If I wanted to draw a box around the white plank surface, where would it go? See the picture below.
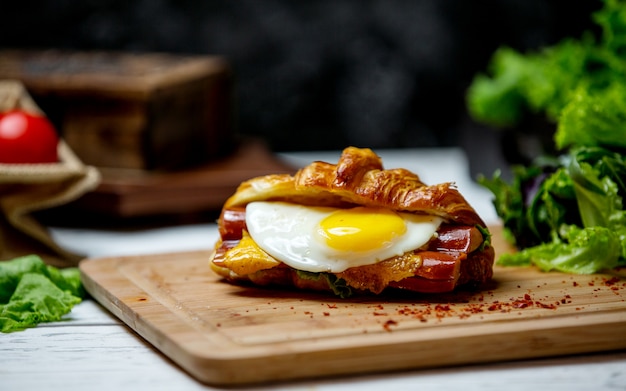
[2,148,625,390]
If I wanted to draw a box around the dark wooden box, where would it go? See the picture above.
[0,50,235,170]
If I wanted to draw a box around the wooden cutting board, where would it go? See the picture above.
[79,227,626,386]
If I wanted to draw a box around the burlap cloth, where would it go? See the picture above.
[0,80,101,267]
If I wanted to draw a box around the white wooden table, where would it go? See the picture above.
[2,149,625,390]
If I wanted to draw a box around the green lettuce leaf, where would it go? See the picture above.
[0,255,85,333]
[295,270,353,298]
[481,147,626,273]
[472,0,626,274]
[325,274,353,299]
[468,0,626,135]
[466,47,535,127]
[499,225,621,274]
[466,39,594,128]
[556,85,626,150]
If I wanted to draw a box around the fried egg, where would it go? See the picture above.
[245,201,443,273]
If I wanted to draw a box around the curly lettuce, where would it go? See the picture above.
[557,84,626,150]
[0,255,85,333]
[471,0,626,274]
[499,225,621,274]
[479,147,626,273]
[466,40,593,128]
[467,0,626,132]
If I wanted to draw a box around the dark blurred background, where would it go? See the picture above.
[0,0,602,177]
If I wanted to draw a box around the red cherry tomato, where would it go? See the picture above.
[0,110,59,163]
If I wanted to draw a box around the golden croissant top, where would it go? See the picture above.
[224,147,485,227]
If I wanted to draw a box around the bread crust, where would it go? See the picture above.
[224,147,485,226]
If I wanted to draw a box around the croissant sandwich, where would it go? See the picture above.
[210,147,495,297]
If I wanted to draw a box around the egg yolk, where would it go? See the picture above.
[316,207,407,252]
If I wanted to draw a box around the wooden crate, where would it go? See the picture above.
[0,50,235,170]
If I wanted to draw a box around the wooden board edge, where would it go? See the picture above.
[182,313,626,386]
[79,256,239,383]
[79,253,626,386]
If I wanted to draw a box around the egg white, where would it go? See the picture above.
[245,201,443,273]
